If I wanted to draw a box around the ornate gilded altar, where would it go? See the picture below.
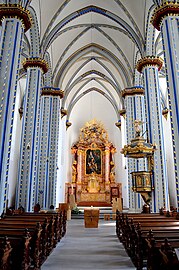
[65,119,122,206]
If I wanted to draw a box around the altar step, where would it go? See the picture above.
[71,206,129,219]
[77,201,111,207]
[72,206,113,219]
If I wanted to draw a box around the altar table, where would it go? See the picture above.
[84,208,99,228]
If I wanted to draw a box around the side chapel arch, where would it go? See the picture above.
[65,119,122,206]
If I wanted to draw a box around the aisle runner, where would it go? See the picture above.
[41,219,135,270]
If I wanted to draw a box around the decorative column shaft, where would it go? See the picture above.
[77,149,83,184]
[152,2,179,208]
[122,87,146,210]
[104,146,110,183]
[16,58,48,211]
[137,56,169,212]
[37,87,63,209]
[76,148,83,202]
[0,4,31,214]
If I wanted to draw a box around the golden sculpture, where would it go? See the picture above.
[110,160,115,182]
[137,176,142,186]
[110,172,115,183]
[79,119,109,144]
[72,160,77,183]
[134,119,144,136]
[87,173,100,193]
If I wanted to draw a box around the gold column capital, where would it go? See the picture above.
[66,121,72,130]
[162,107,169,120]
[136,56,163,73]
[104,149,110,155]
[115,121,121,129]
[0,4,32,32]
[22,57,49,74]
[77,149,84,155]
[41,87,64,98]
[151,2,179,31]
[61,108,67,118]
[121,87,144,98]
[119,109,126,118]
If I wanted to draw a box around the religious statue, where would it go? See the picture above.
[110,171,115,182]
[87,173,100,193]
[72,160,77,183]
[134,119,143,136]
[110,161,115,182]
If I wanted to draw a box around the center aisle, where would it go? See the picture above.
[41,219,135,270]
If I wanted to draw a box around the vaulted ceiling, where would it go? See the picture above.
[23,0,162,122]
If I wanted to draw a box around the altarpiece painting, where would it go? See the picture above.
[65,119,122,206]
[86,149,101,175]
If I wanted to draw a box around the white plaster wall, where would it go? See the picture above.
[162,115,177,207]
[8,79,25,207]
[56,117,67,206]
[159,77,176,208]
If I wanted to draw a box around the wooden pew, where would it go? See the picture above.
[0,225,41,270]
[131,220,179,269]
[116,212,179,270]
[1,214,57,255]
[134,225,179,270]
[0,210,67,269]
[0,218,49,263]
[137,223,179,269]
[116,211,170,240]
[62,210,67,237]
[116,211,177,247]
[146,237,179,270]
[118,215,178,253]
[6,210,66,243]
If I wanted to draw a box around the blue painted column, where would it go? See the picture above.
[137,56,170,212]
[16,58,48,212]
[37,87,63,209]
[152,2,179,209]
[0,4,31,214]
[122,87,147,211]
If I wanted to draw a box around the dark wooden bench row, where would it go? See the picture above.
[116,211,179,270]
[0,210,67,270]
[146,236,179,270]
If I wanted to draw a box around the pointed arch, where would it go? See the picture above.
[66,87,120,121]
[54,43,131,88]
[52,24,133,81]
[28,6,40,57]
[41,5,143,55]
[62,69,121,107]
